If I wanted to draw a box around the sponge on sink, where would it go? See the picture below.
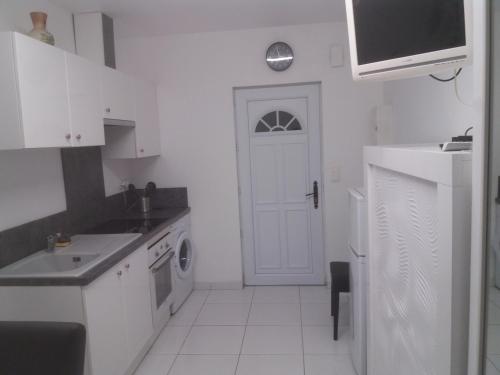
[55,234,72,247]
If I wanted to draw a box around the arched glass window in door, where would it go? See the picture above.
[255,111,302,133]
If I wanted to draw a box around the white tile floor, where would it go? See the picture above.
[134,286,355,375]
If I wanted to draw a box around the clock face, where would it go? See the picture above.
[266,42,294,72]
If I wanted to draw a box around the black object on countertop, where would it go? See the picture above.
[86,217,167,235]
[144,181,157,198]
[0,321,86,375]
[330,262,350,341]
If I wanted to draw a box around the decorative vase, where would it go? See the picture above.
[28,12,55,46]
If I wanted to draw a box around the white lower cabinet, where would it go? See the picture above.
[83,245,153,375]
[121,247,154,360]
[84,261,128,375]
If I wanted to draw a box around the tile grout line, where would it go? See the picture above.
[233,286,256,375]
[490,354,500,372]
[166,290,210,375]
[299,287,306,375]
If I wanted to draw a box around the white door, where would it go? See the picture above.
[235,84,325,285]
[65,53,105,147]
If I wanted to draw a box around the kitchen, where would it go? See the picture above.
[0,1,493,375]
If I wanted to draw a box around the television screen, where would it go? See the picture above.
[353,0,466,66]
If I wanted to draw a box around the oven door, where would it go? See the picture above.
[150,250,174,330]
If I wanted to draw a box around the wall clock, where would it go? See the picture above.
[266,42,294,72]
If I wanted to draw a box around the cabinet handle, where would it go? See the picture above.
[105,107,111,113]
[125,264,130,270]
[76,134,82,140]
[65,134,71,140]
[140,149,144,153]
[117,270,122,277]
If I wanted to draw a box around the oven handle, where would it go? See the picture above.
[150,249,174,274]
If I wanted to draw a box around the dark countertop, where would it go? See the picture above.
[0,207,190,287]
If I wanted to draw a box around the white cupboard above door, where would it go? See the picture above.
[102,66,136,122]
[0,32,72,149]
[65,53,105,147]
[135,79,161,157]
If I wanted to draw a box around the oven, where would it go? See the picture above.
[148,229,175,330]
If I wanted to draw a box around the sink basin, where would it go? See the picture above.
[0,233,141,278]
[5,253,100,275]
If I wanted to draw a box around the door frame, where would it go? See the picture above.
[234,82,326,285]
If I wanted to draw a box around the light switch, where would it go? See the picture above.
[330,164,341,183]
[330,44,344,68]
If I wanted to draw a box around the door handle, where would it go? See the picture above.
[306,181,319,209]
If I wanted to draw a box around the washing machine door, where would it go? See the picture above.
[174,231,193,279]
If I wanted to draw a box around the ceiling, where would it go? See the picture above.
[50,0,346,38]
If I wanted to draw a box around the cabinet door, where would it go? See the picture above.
[65,53,105,147]
[83,264,128,375]
[14,33,71,148]
[122,245,154,360]
[135,79,161,158]
[102,67,135,121]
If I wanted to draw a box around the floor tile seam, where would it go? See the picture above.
[170,292,210,373]
[234,286,256,375]
[490,356,500,372]
[299,287,306,375]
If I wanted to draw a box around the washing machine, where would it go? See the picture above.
[348,188,367,375]
[171,214,194,313]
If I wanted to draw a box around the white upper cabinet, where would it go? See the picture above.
[102,78,161,159]
[65,53,105,147]
[135,79,161,157]
[102,66,136,121]
[0,32,107,150]
[0,32,161,152]
[1,32,72,149]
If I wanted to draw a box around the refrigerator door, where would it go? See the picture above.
[349,246,367,375]
[348,188,367,257]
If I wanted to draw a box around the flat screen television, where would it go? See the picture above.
[345,0,472,81]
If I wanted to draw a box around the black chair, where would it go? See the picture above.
[0,321,86,375]
[330,262,350,341]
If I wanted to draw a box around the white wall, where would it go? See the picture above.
[0,0,75,53]
[0,0,75,231]
[383,66,476,144]
[116,22,383,287]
